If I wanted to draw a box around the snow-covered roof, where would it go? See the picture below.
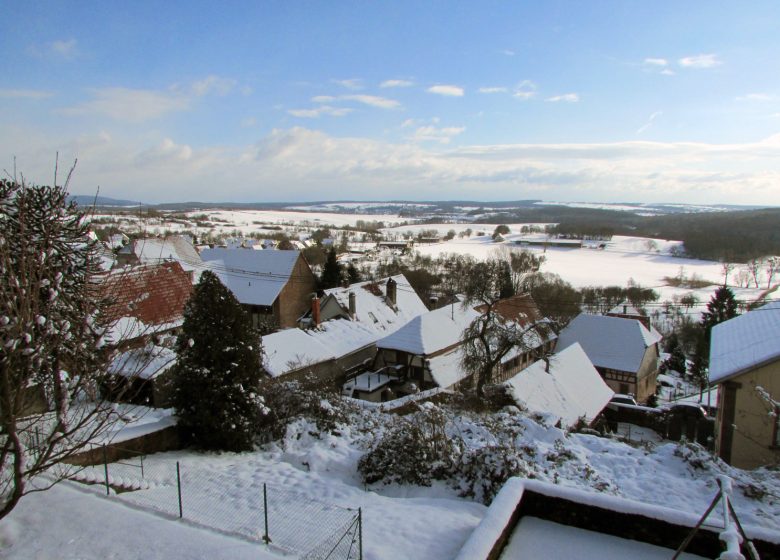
[503,343,613,427]
[607,302,643,316]
[377,303,481,356]
[99,262,192,343]
[556,314,659,374]
[427,347,469,388]
[709,301,780,384]
[200,247,301,306]
[321,274,428,331]
[262,320,380,377]
[264,275,429,378]
[108,344,177,380]
[130,236,202,273]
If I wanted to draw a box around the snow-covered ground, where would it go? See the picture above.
[4,406,779,560]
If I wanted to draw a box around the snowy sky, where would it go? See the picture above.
[3,1,780,205]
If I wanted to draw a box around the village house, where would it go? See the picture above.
[99,261,193,407]
[606,301,653,330]
[555,313,661,403]
[262,275,428,382]
[709,301,780,469]
[200,247,317,330]
[503,342,613,428]
[116,235,202,281]
[351,294,554,402]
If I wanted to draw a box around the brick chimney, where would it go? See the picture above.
[348,291,356,319]
[312,296,321,327]
[386,277,397,306]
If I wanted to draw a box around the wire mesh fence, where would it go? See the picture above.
[68,446,362,559]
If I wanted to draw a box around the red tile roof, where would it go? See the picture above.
[100,262,192,329]
[480,293,543,327]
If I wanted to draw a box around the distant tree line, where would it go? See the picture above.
[476,205,780,262]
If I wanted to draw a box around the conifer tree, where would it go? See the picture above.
[320,247,342,289]
[692,286,739,390]
[171,271,266,451]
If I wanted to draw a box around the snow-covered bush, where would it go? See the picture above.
[358,404,460,486]
[457,443,530,503]
[259,373,355,439]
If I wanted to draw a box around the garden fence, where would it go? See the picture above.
[69,446,362,560]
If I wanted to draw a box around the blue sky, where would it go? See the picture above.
[2,1,780,204]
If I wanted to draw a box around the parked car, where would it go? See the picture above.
[660,402,708,420]
[609,394,638,406]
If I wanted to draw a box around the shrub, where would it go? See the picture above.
[358,404,459,486]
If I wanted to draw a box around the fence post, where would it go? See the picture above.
[103,445,110,496]
[176,462,183,518]
[263,483,270,544]
[140,455,144,479]
[358,507,363,560]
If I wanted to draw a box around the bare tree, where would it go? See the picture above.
[747,257,764,289]
[720,261,735,287]
[460,256,550,396]
[766,257,779,290]
[0,174,127,519]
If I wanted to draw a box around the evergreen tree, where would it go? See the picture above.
[320,247,342,289]
[701,286,739,331]
[692,286,739,389]
[661,333,687,375]
[346,262,361,285]
[171,271,266,451]
[498,260,514,299]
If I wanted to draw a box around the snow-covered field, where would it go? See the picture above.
[3,407,779,560]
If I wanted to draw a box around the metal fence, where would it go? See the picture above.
[69,447,362,559]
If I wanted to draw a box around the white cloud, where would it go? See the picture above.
[736,93,775,102]
[546,93,579,103]
[380,79,414,88]
[28,38,79,60]
[636,111,662,135]
[644,58,668,67]
[0,89,53,99]
[287,106,353,118]
[310,94,400,109]
[500,49,515,56]
[7,125,780,206]
[513,80,537,100]
[59,87,190,122]
[412,125,466,144]
[678,54,722,68]
[332,78,363,90]
[343,95,400,109]
[135,138,193,166]
[660,69,675,76]
[59,76,240,122]
[427,85,464,97]
[189,75,237,97]
[478,87,507,94]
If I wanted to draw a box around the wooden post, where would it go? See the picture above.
[263,483,270,544]
[176,462,183,518]
[358,507,363,560]
[103,445,110,496]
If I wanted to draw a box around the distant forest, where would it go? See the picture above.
[477,206,780,263]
